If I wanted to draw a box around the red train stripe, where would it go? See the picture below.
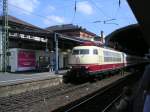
[71,63,124,72]
[87,63,124,72]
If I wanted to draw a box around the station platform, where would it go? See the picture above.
[0,70,67,97]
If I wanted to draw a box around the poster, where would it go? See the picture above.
[18,50,36,68]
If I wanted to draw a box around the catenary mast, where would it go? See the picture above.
[2,0,8,72]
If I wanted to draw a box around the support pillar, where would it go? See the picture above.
[0,26,2,71]
[54,33,59,74]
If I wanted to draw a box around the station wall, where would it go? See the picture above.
[8,48,70,72]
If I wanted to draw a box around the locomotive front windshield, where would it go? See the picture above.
[72,49,89,55]
[72,49,80,55]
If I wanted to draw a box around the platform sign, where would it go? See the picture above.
[18,50,36,68]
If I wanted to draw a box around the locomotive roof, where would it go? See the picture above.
[73,45,123,54]
[73,45,99,49]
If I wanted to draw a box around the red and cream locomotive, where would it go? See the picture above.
[63,42,147,82]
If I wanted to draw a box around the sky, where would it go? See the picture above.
[1,0,137,36]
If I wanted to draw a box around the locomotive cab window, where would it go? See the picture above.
[80,49,89,55]
[72,49,79,55]
[72,49,89,55]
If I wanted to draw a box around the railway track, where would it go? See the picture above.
[0,82,90,112]
[0,71,142,112]
[101,76,140,112]
[54,71,141,112]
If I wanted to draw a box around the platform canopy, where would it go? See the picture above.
[0,15,88,50]
[105,24,149,56]
[0,15,53,37]
[127,0,150,48]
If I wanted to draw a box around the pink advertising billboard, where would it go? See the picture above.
[18,50,36,68]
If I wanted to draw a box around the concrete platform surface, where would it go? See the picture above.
[0,70,67,97]
[0,70,67,86]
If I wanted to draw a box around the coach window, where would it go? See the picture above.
[93,49,98,55]
[118,54,121,62]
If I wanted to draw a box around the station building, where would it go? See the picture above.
[47,24,105,45]
[0,15,101,72]
[46,24,96,40]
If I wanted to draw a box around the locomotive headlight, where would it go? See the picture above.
[85,66,89,69]
[69,66,72,69]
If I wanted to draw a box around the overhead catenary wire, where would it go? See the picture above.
[93,18,119,26]
[8,1,117,25]
[85,0,119,26]
[93,19,116,23]
[70,0,77,24]
[8,0,133,33]
[87,0,110,19]
[9,3,75,26]
[112,0,123,19]
[118,0,121,8]
[92,0,132,26]
[8,3,47,20]
[8,3,68,27]
[113,0,132,25]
